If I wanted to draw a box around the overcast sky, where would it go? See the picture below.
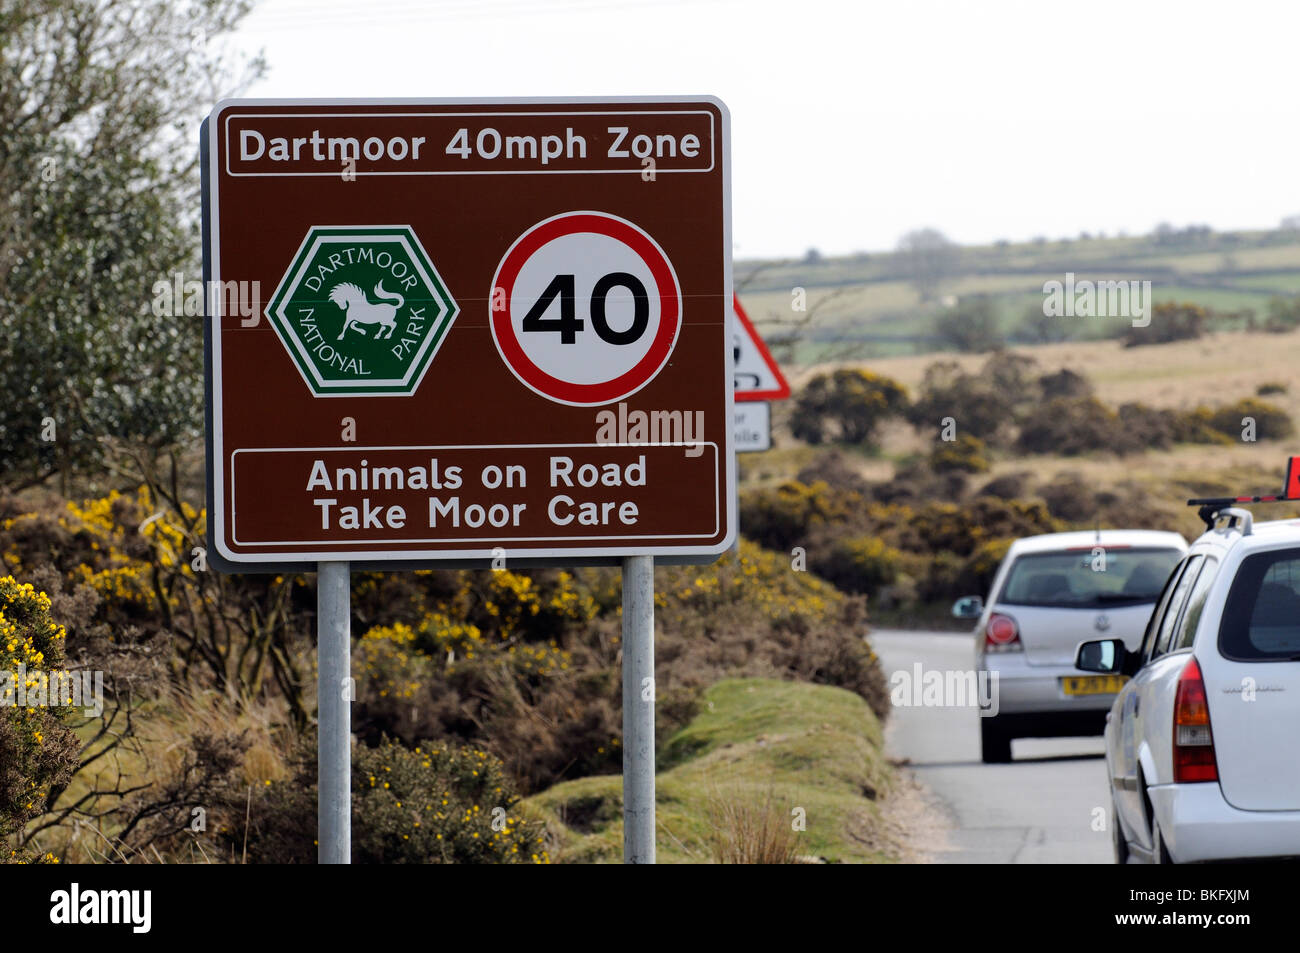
[229,0,1300,260]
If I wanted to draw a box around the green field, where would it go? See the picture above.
[738,228,1300,365]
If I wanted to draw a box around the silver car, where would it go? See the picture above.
[953,530,1187,763]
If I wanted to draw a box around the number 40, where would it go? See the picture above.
[521,272,649,345]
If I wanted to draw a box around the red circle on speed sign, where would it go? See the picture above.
[490,211,682,406]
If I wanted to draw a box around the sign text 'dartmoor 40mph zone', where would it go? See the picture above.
[202,98,733,569]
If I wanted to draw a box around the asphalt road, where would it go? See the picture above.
[870,629,1115,863]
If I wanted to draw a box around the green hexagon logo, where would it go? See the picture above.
[266,225,458,396]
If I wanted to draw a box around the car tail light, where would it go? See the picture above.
[984,613,1021,653]
[1173,656,1218,783]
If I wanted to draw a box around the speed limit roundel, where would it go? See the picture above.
[490,210,682,406]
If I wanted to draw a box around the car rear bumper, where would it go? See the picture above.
[979,651,1118,716]
[1149,782,1300,862]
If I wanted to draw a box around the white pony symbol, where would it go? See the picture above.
[328,281,404,340]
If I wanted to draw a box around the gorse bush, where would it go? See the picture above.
[739,480,861,553]
[0,577,78,851]
[1208,398,1294,441]
[1038,368,1093,400]
[741,480,1063,605]
[976,471,1031,500]
[236,740,549,864]
[790,368,910,447]
[809,535,904,597]
[1008,393,1289,456]
[1016,396,1123,456]
[907,359,1017,444]
[795,450,870,493]
[929,434,990,473]
[1122,302,1208,347]
[655,544,888,724]
[1170,407,1235,446]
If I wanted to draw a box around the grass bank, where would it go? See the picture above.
[523,677,899,863]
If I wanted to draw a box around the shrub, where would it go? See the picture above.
[1116,402,1176,451]
[907,358,1021,446]
[795,450,870,493]
[1207,398,1294,442]
[1122,302,1207,347]
[916,550,966,602]
[655,543,888,724]
[1038,368,1094,400]
[1169,407,1234,445]
[903,498,1059,558]
[739,480,862,553]
[1038,474,1098,522]
[809,535,903,596]
[929,434,990,473]
[964,538,1015,596]
[1257,381,1288,396]
[976,472,1031,500]
[237,739,550,864]
[0,577,79,850]
[1016,396,1124,455]
[790,368,910,447]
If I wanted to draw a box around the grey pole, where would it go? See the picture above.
[621,554,656,864]
[317,560,351,864]
[729,449,740,556]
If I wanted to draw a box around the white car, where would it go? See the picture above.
[1076,503,1300,862]
[953,530,1187,763]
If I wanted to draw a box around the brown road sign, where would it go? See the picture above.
[201,98,733,569]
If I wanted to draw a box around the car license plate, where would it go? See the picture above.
[1061,675,1127,695]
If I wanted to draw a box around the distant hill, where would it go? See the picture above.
[736,227,1300,366]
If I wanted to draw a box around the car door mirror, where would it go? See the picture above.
[951,595,984,619]
[1075,638,1126,674]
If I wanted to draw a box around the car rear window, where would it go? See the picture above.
[1219,548,1300,661]
[996,547,1182,609]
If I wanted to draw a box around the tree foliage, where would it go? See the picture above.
[0,0,262,490]
[896,228,957,302]
[933,297,1004,353]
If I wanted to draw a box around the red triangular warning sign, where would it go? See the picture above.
[732,296,790,402]
[1285,456,1300,500]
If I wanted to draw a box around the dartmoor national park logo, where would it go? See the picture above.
[266,225,459,396]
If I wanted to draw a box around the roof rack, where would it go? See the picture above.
[1186,457,1300,532]
[1186,496,1282,534]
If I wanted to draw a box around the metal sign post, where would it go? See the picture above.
[316,560,351,864]
[621,554,656,863]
